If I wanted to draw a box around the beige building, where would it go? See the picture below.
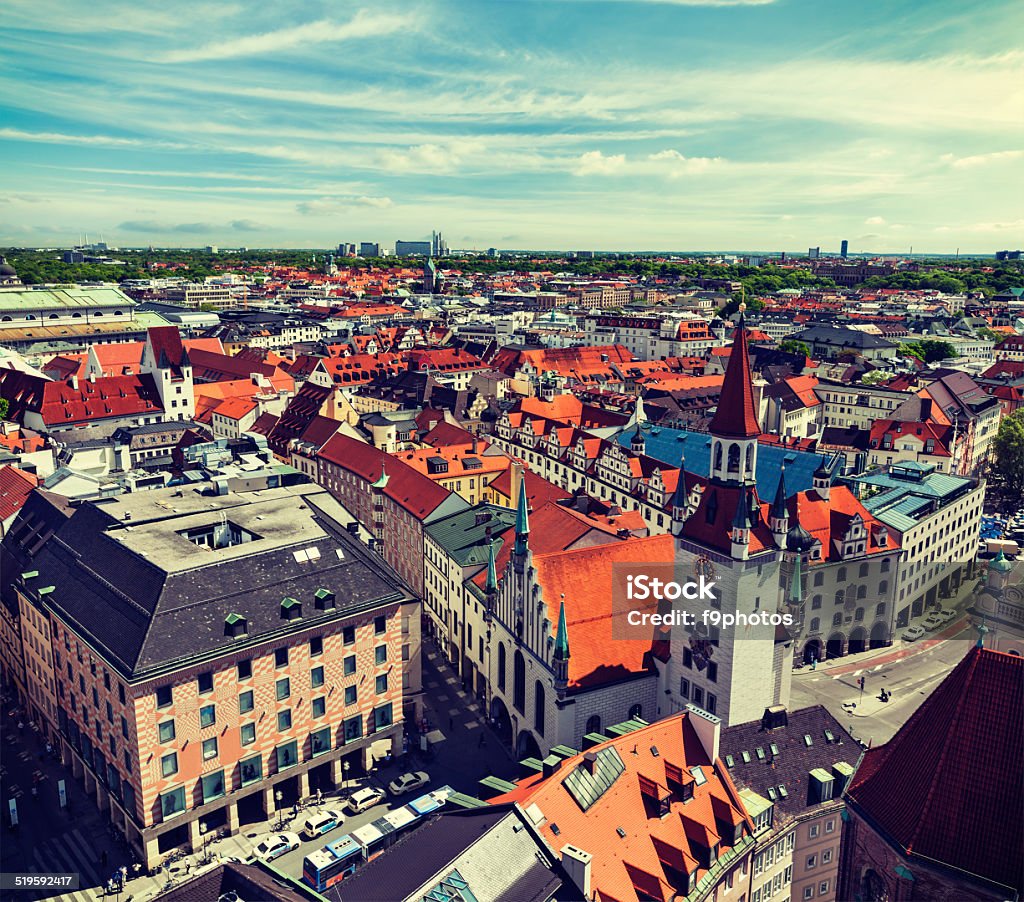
[722,706,860,902]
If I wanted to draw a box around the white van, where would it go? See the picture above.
[301,809,344,841]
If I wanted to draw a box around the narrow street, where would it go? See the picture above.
[791,620,976,747]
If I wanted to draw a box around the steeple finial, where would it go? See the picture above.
[485,540,498,593]
[554,596,570,661]
[771,464,789,520]
[371,455,389,489]
[975,615,989,648]
[514,472,530,556]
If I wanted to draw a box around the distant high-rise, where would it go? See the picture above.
[359,242,381,257]
[808,247,820,260]
[395,240,431,257]
[338,243,357,256]
[431,231,449,257]
[840,239,849,258]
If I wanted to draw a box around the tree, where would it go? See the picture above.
[0,397,8,420]
[991,410,1024,499]
[900,339,957,363]
[779,339,810,357]
[860,370,890,385]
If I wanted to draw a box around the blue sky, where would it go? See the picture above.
[2,0,1022,252]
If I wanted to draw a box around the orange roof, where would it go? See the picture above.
[212,396,259,420]
[490,713,753,902]
[394,446,510,482]
[533,534,674,689]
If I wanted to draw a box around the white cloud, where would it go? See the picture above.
[0,128,184,149]
[864,216,886,225]
[574,150,626,175]
[162,10,411,63]
[296,196,394,215]
[940,149,1024,168]
[648,149,724,175]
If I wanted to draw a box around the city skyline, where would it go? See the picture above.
[2,0,1023,251]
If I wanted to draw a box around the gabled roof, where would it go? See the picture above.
[318,433,455,520]
[490,713,754,902]
[846,647,1023,896]
[0,466,38,523]
[40,374,163,426]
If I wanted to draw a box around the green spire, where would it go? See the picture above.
[990,550,1012,573]
[975,615,989,648]
[788,551,803,604]
[371,456,389,489]
[514,472,530,555]
[554,597,570,661]
[485,540,498,593]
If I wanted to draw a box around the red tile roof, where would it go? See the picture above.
[708,323,760,438]
[0,465,38,523]
[489,713,754,902]
[318,432,453,520]
[846,647,1023,896]
[40,374,163,426]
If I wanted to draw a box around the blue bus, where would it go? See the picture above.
[302,834,361,893]
[302,786,453,892]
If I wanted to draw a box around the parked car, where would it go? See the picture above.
[301,810,345,841]
[253,832,300,861]
[937,608,957,623]
[923,611,944,628]
[345,787,386,814]
[902,625,926,641]
[388,771,430,797]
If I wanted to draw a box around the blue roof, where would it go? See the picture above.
[619,427,827,499]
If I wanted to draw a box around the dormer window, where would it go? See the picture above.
[224,613,247,638]
[314,588,335,610]
[281,596,302,621]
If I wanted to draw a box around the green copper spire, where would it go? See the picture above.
[975,615,989,648]
[371,456,389,489]
[514,472,530,556]
[485,540,498,593]
[788,551,803,604]
[554,596,570,661]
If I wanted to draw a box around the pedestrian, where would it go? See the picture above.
[316,788,322,805]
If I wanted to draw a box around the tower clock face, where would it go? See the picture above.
[694,554,717,583]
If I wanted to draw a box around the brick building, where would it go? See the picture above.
[9,484,414,868]
[838,643,1023,902]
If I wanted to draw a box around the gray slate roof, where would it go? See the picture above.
[28,485,408,679]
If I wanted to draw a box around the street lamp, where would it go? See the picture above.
[274,790,283,830]
[199,820,208,864]
[343,761,351,793]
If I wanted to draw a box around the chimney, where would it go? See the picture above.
[686,704,721,763]
[510,460,524,507]
[70,375,79,390]
[761,705,788,731]
[88,372,96,383]
[542,755,562,778]
[581,750,599,775]
[561,845,592,900]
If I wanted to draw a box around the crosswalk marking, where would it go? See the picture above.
[27,826,108,902]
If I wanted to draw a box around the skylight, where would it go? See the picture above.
[741,751,751,763]
[755,747,766,760]
[690,766,707,786]
[563,747,626,812]
[804,734,813,747]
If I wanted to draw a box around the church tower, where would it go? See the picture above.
[707,317,760,486]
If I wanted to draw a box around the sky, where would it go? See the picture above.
[1,0,1022,253]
